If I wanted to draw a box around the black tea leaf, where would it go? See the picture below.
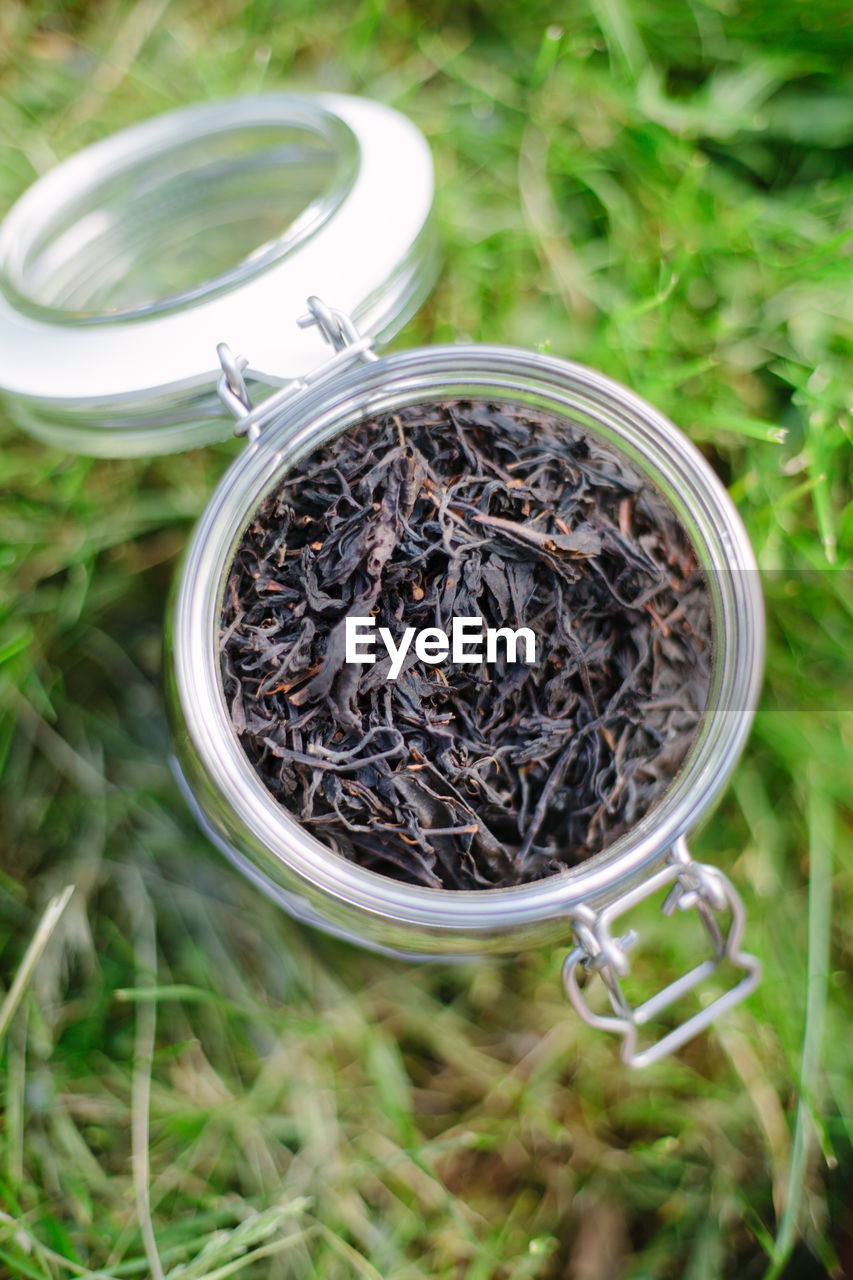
[220,400,712,890]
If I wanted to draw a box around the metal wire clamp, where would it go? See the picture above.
[562,837,761,1069]
[216,297,379,444]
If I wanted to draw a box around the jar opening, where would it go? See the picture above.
[217,394,714,893]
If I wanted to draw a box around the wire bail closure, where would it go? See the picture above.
[216,296,378,444]
[562,837,761,1069]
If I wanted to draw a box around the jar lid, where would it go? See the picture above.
[0,94,436,456]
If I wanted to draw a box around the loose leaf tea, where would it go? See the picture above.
[220,401,712,890]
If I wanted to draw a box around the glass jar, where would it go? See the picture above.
[0,93,764,1068]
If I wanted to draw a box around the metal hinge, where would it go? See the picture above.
[562,838,761,1069]
[216,297,378,444]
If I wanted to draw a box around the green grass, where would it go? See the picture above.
[1,1,852,1276]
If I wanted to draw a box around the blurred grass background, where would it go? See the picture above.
[1,0,852,1276]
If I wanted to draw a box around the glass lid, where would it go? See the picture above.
[0,93,437,456]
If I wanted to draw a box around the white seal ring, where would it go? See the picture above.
[0,94,435,455]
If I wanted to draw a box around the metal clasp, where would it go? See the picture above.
[216,297,378,444]
[562,837,761,1069]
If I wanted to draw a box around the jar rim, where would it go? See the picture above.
[171,344,764,944]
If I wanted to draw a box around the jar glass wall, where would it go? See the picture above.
[166,344,765,959]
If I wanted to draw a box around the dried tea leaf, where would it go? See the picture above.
[220,400,712,890]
